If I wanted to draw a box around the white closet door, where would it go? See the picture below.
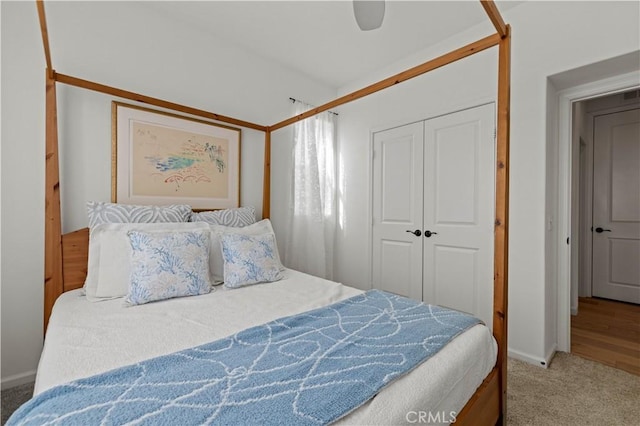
[592,108,640,304]
[372,122,424,301]
[422,104,495,327]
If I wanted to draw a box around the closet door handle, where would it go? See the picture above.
[594,227,611,233]
[424,230,438,238]
[406,229,422,237]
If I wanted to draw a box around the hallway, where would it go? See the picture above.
[571,297,640,375]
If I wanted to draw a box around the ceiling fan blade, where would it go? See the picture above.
[353,0,385,31]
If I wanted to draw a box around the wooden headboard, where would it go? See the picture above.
[61,228,89,292]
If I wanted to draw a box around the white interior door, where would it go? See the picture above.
[592,108,640,304]
[372,122,424,300]
[423,104,495,327]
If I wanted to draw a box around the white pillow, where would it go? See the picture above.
[220,233,283,288]
[126,229,212,305]
[208,219,284,284]
[85,222,210,302]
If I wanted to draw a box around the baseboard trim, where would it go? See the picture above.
[1,370,36,390]
[508,348,550,369]
[544,344,558,367]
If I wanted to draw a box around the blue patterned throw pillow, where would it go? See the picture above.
[220,233,283,288]
[126,230,211,305]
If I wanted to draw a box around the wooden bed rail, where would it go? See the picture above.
[481,0,508,38]
[270,33,501,132]
[53,73,267,132]
[455,367,500,425]
[36,1,52,73]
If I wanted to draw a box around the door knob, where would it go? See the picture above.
[406,229,422,237]
[594,227,611,233]
[424,230,438,238]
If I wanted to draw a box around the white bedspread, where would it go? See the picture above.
[36,269,496,425]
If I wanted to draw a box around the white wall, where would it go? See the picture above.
[570,100,584,313]
[1,1,47,389]
[0,1,335,388]
[333,1,640,365]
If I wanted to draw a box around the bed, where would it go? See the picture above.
[14,211,503,425]
[33,0,511,424]
[31,268,497,425]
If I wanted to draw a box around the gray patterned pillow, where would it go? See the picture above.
[87,201,192,230]
[190,206,256,227]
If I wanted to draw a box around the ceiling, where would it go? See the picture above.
[144,1,525,89]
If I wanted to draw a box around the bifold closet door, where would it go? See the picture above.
[372,122,425,301]
[422,104,495,327]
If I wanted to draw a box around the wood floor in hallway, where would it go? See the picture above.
[571,297,640,376]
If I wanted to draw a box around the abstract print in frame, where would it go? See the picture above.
[112,102,241,210]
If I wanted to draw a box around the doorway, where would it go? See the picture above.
[554,65,639,354]
[574,95,640,306]
[569,92,640,374]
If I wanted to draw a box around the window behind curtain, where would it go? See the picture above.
[283,101,337,279]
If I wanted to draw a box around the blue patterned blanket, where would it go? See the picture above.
[8,290,481,426]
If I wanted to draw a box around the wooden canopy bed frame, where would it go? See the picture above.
[37,0,510,424]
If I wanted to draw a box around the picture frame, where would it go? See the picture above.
[112,102,241,210]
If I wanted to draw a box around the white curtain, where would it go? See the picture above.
[283,101,337,279]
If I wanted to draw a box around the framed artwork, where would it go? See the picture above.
[112,102,241,210]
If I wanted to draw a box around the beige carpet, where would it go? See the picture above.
[507,352,640,425]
